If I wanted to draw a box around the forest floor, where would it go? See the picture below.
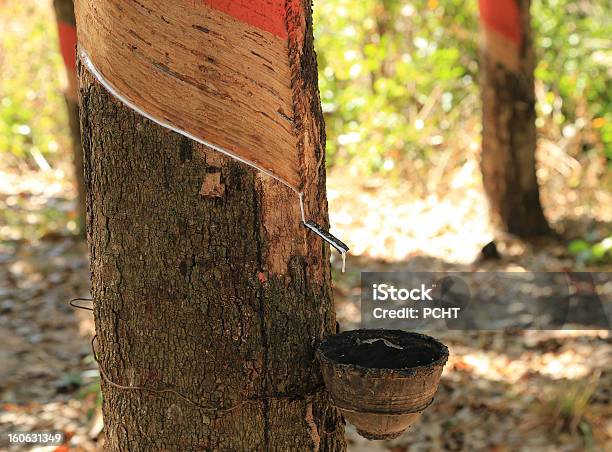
[0,164,610,451]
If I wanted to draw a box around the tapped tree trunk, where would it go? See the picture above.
[77,2,346,450]
[53,0,85,235]
[479,0,550,237]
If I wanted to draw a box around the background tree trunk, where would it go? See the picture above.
[53,0,85,235]
[77,3,346,451]
[479,0,550,237]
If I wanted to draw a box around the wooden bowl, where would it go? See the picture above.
[317,329,449,440]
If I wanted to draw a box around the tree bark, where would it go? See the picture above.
[77,3,346,451]
[479,0,550,237]
[65,94,85,235]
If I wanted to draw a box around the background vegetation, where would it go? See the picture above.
[2,1,610,177]
[315,0,610,173]
[4,0,609,254]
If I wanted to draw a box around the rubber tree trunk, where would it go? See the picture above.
[53,0,86,235]
[479,0,550,237]
[77,6,346,452]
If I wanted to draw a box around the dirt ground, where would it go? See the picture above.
[0,164,610,451]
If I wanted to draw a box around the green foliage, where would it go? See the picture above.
[314,0,612,172]
[532,0,612,160]
[314,0,479,173]
[568,235,612,264]
[0,1,69,167]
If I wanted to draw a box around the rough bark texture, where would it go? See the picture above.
[77,2,346,450]
[65,96,86,234]
[480,0,550,237]
[53,0,85,234]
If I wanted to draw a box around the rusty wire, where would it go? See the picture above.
[67,297,339,428]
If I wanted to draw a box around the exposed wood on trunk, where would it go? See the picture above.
[479,27,520,72]
[75,0,303,190]
[199,172,225,198]
[77,0,346,450]
[479,0,550,237]
[478,0,521,70]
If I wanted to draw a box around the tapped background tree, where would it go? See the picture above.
[478,0,550,237]
[53,0,85,234]
[76,1,346,450]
